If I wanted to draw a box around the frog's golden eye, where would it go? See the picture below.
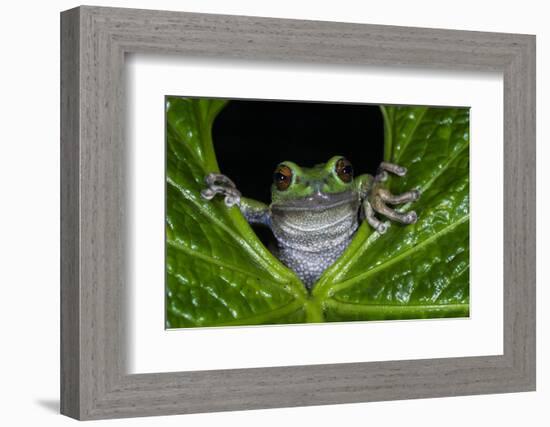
[273,165,293,191]
[335,158,353,183]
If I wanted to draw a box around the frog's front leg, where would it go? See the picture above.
[238,197,271,227]
[201,173,271,226]
[357,162,420,234]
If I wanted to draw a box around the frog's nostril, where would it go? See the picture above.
[312,187,329,200]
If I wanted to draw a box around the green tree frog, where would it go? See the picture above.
[202,156,419,290]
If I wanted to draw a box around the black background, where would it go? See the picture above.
[212,99,384,205]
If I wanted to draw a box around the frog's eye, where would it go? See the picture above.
[335,158,354,183]
[273,165,293,191]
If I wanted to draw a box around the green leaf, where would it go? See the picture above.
[167,98,469,327]
[313,106,470,321]
[166,97,307,328]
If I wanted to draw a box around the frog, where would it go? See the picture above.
[201,156,420,290]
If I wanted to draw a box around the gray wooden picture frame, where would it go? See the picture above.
[60,5,536,420]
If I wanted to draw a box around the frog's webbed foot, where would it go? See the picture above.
[365,162,420,234]
[201,173,242,207]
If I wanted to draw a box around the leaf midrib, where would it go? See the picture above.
[324,299,469,315]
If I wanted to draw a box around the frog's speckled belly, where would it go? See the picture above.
[270,197,360,290]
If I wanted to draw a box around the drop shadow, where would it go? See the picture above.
[35,399,59,414]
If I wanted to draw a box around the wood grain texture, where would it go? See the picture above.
[60,7,80,419]
[60,5,536,420]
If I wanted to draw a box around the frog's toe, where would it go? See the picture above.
[224,192,241,207]
[403,211,417,224]
[377,223,388,234]
[204,173,219,186]
[394,166,407,176]
[379,162,407,177]
[376,170,388,182]
[205,173,237,189]
[201,188,216,200]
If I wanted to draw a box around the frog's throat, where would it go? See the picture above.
[274,211,356,234]
[270,190,358,212]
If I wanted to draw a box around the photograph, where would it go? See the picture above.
[165,97,470,328]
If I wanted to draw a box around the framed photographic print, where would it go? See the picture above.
[61,5,536,420]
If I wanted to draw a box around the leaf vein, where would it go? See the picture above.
[328,214,469,295]
[212,299,305,326]
[167,238,292,293]
[167,177,297,285]
[394,107,428,163]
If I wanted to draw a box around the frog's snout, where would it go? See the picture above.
[308,181,329,200]
[311,189,330,201]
